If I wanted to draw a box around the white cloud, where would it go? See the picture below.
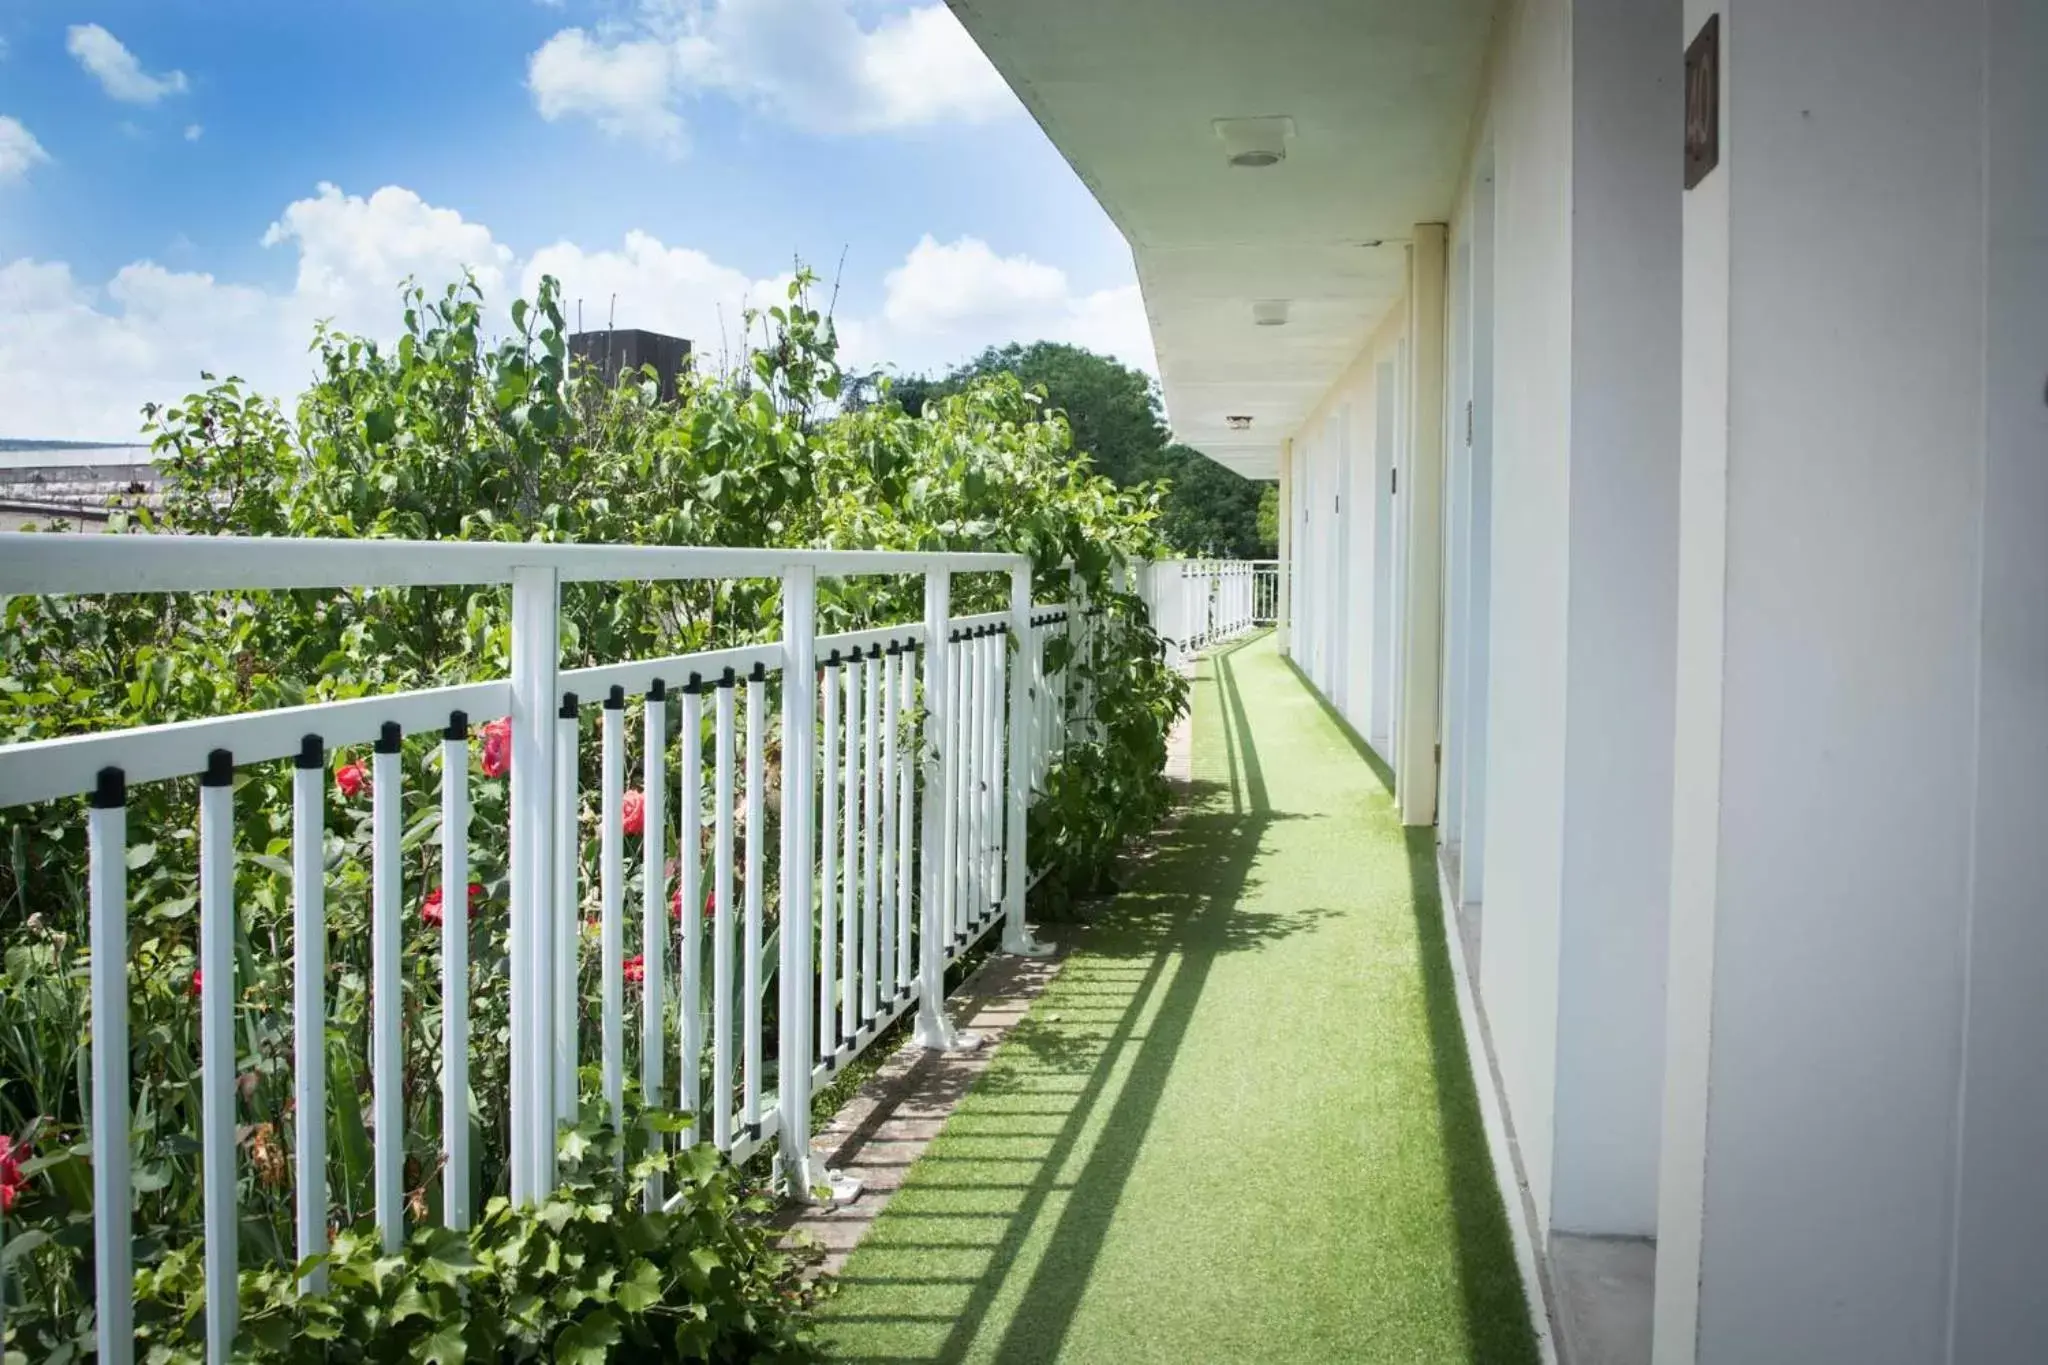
[66,23,189,104]
[523,230,793,362]
[2,184,516,439]
[184,124,203,141]
[0,116,49,184]
[528,29,685,154]
[858,235,1156,376]
[260,183,513,335]
[0,187,1148,441]
[528,0,1015,148]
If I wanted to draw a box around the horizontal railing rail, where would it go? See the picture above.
[0,531,1089,1365]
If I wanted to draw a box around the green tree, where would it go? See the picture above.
[1256,483,1279,552]
[898,342,1275,557]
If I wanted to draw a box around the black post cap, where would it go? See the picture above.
[374,721,402,754]
[201,748,234,787]
[91,766,127,809]
[295,735,325,769]
[559,692,580,718]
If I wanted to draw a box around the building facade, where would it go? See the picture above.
[953,1,2048,1360]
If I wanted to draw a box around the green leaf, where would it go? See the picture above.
[552,1308,622,1365]
[409,1322,467,1365]
[614,1258,664,1315]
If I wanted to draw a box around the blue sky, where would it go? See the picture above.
[0,1,1151,439]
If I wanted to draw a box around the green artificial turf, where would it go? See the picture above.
[816,634,1539,1364]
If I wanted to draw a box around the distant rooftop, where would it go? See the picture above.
[0,441,153,472]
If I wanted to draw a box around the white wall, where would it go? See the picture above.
[1474,0,1573,1237]
[1548,0,1680,1240]
[1273,0,1680,1261]
[1458,0,1683,1245]
[1656,0,2048,1360]
[1951,5,2048,1359]
[1286,308,1408,751]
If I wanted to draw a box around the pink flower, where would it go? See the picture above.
[422,882,485,927]
[623,954,646,985]
[668,889,718,922]
[334,761,366,799]
[479,718,511,779]
[622,789,646,837]
[190,968,203,998]
[0,1134,26,1213]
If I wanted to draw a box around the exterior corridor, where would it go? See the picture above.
[819,634,1538,1363]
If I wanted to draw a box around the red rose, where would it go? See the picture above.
[334,761,366,799]
[623,954,646,984]
[0,1133,27,1212]
[479,718,511,778]
[622,789,646,837]
[190,967,203,998]
[423,882,484,927]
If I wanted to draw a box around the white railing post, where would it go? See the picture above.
[678,678,704,1148]
[778,566,860,1202]
[289,741,329,1295]
[198,748,237,1364]
[916,569,980,1052]
[371,723,404,1253]
[552,694,580,1128]
[440,719,471,1230]
[1003,562,1052,957]
[599,688,626,1149]
[89,767,135,1364]
[640,679,667,1208]
[509,565,559,1202]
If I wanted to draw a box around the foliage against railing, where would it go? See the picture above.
[0,534,1120,1364]
[0,271,1188,1364]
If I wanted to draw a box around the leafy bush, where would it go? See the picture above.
[1026,592,1190,918]
[0,269,1189,1359]
[10,1112,822,1364]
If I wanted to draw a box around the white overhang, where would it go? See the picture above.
[949,0,1495,478]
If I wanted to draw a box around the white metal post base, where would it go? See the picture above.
[1002,927,1055,958]
[782,1154,863,1207]
[914,1014,984,1053]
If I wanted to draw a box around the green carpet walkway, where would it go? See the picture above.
[816,634,1539,1364]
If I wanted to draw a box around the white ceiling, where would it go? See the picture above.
[949,0,1496,478]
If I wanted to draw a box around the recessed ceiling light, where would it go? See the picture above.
[1226,415,1254,431]
[1253,300,1290,327]
[1213,116,1295,168]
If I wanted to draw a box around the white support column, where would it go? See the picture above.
[1655,3,2048,1361]
[915,569,979,1053]
[777,566,859,1204]
[1396,223,1448,827]
[1469,0,1681,1264]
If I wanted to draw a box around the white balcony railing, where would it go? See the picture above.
[1140,558,1278,668]
[0,533,1100,1365]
